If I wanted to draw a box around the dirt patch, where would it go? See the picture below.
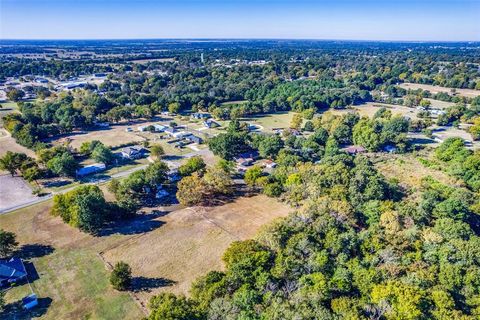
[0,132,37,159]
[0,174,38,211]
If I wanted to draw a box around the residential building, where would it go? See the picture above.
[192,112,211,120]
[203,119,220,128]
[0,257,27,287]
[121,146,145,159]
[185,134,203,144]
[342,145,366,154]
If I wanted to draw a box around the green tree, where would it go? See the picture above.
[244,166,263,187]
[0,229,18,258]
[144,161,169,189]
[6,88,25,101]
[168,102,181,114]
[91,144,114,164]
[203,164,233,195]
[208,132,249,160]
[178,156,206,177]
[0,151,28,176]
[47,152,78,177]
[51,185,108,233]
[290,113,303,130]
[257,135,284,159]
[148,293,203,320]
[150,144,165,159]
[176,173,207,206]
[110,261,132,291]
[352,119,381,151]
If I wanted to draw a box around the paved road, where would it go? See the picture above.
[0,148,213,214]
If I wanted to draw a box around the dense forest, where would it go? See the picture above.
[147,140,480,319]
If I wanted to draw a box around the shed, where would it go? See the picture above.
[23,294,38,310]
[76,163,106,177]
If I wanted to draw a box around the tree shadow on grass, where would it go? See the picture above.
[98,211,167,236]
[199,183,255,207]
[131,276,176,293]
[162,154,184,161]
[16,244,55,259]
[0,297,52,320]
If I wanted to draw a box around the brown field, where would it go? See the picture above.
[1,193,290,318]
[0,132,37,159]
[50,125,146,150]
[374,153,462,194]
[131,58,175,64]
[426,98,455,109]
[101,195,291,301]
[331,102,418,120]
[399,83,480,98]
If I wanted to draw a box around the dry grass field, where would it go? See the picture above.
[51,126,146,150]
[1,194,290,319]
[0,132,37,159]
[101,195,291,301]
[331,102,418,119]
[399,83,480,98]
[374,153,461,194]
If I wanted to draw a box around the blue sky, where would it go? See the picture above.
[1,0,479,41]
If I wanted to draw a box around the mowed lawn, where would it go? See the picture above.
[1,194,291,319]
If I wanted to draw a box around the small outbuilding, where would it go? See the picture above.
[22,294,39,310]
[76,163,106,177]
[342,145,366,155]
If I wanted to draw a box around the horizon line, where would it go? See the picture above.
[1,37,480,43]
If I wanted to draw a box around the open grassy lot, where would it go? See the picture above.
[425,98,455,109]
[0,132,37,159]
[1,193,290,318]
[243,112,295,131]
[399,83,480,98]
[0,101,19,118]
[50,126,146,150]
[331,102,418,120]
[374,152,461,196]
[100,195,291,301]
